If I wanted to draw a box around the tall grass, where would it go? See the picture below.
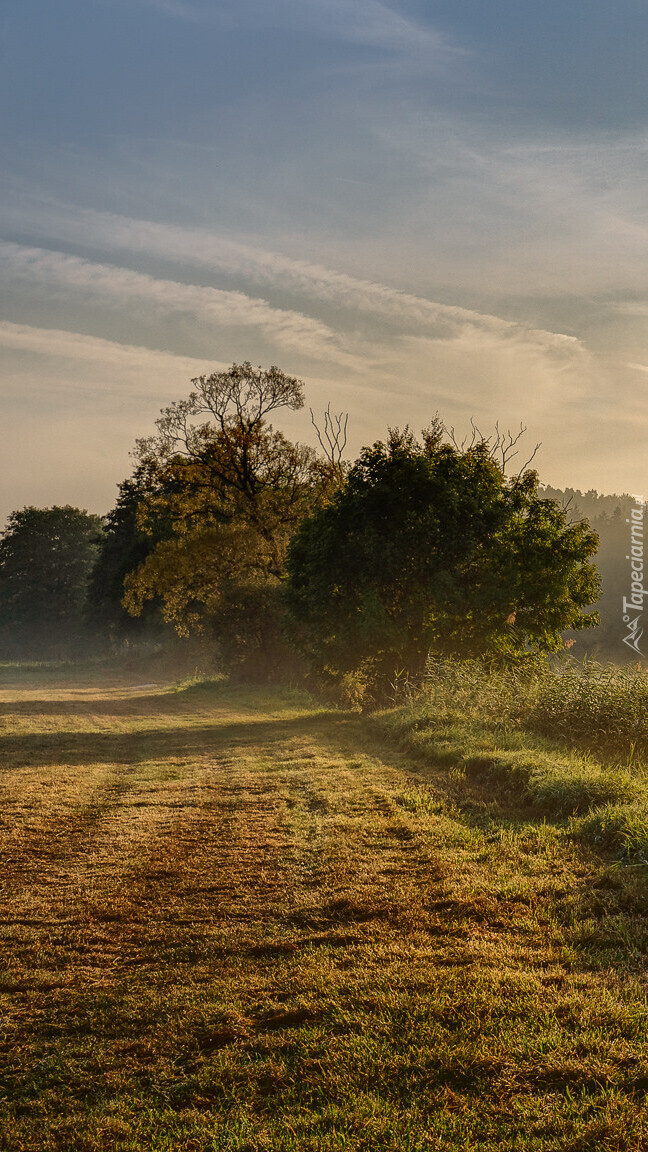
[418,655,648,764]
[378,657,648,859]
[530,658,648,759]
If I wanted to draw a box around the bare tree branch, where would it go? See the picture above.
[443,417,540,477]
[310,404,349,470]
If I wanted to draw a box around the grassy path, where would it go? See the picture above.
[1,675,648,1150]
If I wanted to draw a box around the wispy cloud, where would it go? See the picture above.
[274,0,455,56]
[0,320,224,379]
[0,240,355,364]
[0,208,584,358]
[616,303,648,317]
[134,0,457,60]
[371,119,648,296]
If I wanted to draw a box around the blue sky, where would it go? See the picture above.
[2,0,648,520]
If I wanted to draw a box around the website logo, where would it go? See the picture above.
[622,495,646,656]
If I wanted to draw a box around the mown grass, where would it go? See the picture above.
[2,667,648,1148]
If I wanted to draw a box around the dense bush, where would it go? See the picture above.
[286,427,599,703]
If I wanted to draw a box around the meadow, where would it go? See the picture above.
[1,662,648,1150]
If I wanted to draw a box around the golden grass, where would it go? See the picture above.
[0,670,648,1149]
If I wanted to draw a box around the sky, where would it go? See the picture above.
[2,0,648,524]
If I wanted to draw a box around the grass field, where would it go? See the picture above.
[2,668,648,1150]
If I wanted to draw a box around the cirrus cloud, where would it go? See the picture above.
[0,240,356,365]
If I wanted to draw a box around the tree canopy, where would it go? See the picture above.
[0,505,103,658]
[121,363,341,673]
[284,426,600,697]
[86,461,174,639]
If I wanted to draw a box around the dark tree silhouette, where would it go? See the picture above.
[0,505,103,658]
[285,426,600,700]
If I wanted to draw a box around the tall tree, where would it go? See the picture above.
[122,363,340,673]
[86,462,173,638]
[0,506,103,658]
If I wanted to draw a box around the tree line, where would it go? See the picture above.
[0,364,605,699]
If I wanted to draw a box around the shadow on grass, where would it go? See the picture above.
[0,702,567,842]
[0,710,356,770]
[0,682,313,717]
[0,682,601,850]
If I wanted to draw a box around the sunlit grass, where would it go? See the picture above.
[380,658,648,861]
[1,666,648,1148]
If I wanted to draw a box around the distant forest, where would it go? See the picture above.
[539,485,635,660]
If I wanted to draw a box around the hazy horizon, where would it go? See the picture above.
[2,1,648,525]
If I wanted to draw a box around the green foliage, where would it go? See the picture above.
[375,668,642,818]
[576,802,648,860]
[377,657,648,858]
[122,363,340,678]
[0,505,103,657]
[285,427,599,698]
[539,486,637,661]
[418,657,648,767]
[86,461,172,638]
